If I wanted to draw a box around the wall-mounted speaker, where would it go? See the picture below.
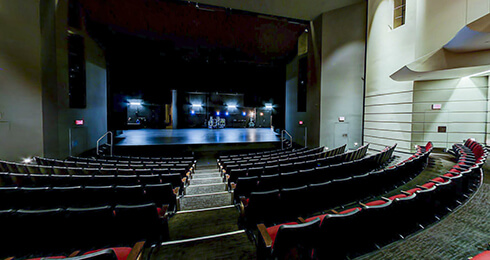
[68,34,86,108]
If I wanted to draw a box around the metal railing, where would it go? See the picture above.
[96,131,113,156]
[281,130,293,149]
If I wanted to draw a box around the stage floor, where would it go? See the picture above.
[115,128,281,146]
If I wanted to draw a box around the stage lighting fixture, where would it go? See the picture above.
[260,112,264,116]
[191,110,195,115]
[242,111,246,116]
[265,103,273,109]
[250,112,255,117]
[129,102,141,106]
[225,111,229,116]
[192,104,202,108]
[216,111,220,116]
[228,104,237,109]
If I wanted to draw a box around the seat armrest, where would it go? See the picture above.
[173,187,180,195]
[159,205,169,219]
[127,241,146,260]
[401,190,411,195]
[257,224,272,248]
[297,217,306,223]
[416,185,427,190]
[69,250,81,257]
[359,202,368,207]
[329,209,338,214]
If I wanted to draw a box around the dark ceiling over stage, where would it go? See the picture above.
[79,0,308,65]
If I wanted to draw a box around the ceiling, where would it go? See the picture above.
[192,0,364,20]
[79,0,309,65]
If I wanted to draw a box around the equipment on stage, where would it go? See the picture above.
[208,116,226,129]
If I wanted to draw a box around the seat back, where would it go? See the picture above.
[273,218,321,259]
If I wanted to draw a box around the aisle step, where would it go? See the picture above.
[180,192,232,210]
[193,173,221,179]
[186,183,227,194]
[190,177,223,185]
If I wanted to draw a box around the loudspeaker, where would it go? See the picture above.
[68,34,86,108]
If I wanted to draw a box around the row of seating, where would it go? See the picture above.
[218,146,335,170]
[256,141,486,259]
[224,144,370,185]
[22,241,145,260]
[36,156,196,170]
[239,144,423,227]
[0,171,185,194]
[0,203,166,259]
[72,154,195,162]
[218,146,330,169]
[0,183,178,212]
[0,160,190,179]
[218,146,301,159]
[231,144,392,198]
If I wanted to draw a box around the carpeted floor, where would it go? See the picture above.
[356,160,490,260]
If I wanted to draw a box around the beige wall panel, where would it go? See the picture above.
[467,0,490,23]
[415,0,466,57]
[364,129,412,140]
[412,101,488,112]
[364,113,413,122]
[364,121,413,131]
[365,103,413,114]
[365,92,414,106]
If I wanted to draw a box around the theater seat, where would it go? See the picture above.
[471,250,490,260]
[257,218,321,259]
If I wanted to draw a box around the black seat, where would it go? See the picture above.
[245,189,281,226]
[259,218,321,260]
[114,185,148,205]
[307,181,333,212]
[138,174,161,185]
[145,183,177,213]
[19,186,51,209]
[263,165,279,175]
[84,185,116,207]
[256,174,281,191]
[247,167,263,177]
[315,207,363,259]
[66,206,115,250]
[51,186,84,208]
[280,185,309,219]
[279,171,300,188]
[234,176,259,203]
[114,203,166,243]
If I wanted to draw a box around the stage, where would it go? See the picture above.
[114,128,282,156]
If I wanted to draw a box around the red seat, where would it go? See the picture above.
[431,177,448,183]
[472,250,490,260]
[421,182,436,189]
[405,188,422,194]
[83,247,132,260]
[365,200,388,206]
[388,194,407,200]
[265,222,299,248]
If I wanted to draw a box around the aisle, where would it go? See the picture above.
[150,160,256,259]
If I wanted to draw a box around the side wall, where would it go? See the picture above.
[320,2,366,150]
[285,17,322,147]
[0,0,44,161]
[52,0,107,158]
[364,0,490,152]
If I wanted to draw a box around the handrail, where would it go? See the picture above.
[96,131,113,156]
[281,130,293,149]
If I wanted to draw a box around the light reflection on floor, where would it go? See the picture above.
[116,128,280,146]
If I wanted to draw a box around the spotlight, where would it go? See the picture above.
[216,111,220,116]
[129,102,141,106]
[228,104,237,109]
[260,112,264,116]
[225,111,229,116]
[192,104,202,108]
[242,111,246,116]
[265,104,273,110]
[250,112,255,117]
[191,110,195,115]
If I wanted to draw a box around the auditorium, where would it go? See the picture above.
[1,0,490,259]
